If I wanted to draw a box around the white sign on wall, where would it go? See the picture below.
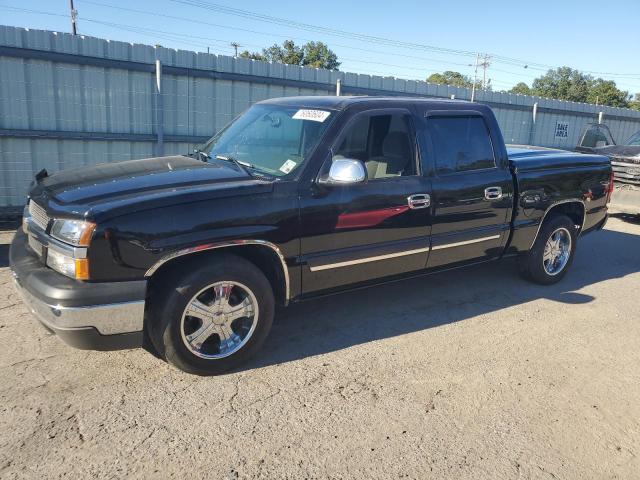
[555,122,569,138]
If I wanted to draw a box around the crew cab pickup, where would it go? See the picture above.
[10,96,612,375]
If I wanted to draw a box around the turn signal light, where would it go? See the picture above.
[75,259,90,280]
[606,171,614,204]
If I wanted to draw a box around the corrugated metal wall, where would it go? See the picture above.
[2,25,640,209]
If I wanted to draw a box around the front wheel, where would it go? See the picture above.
[148,254,275,375]
[518,214,577,285]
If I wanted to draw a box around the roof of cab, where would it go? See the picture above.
[257,95,477,110]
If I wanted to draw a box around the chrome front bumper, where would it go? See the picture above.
[10,229,146,351]
[13,274,144,335]
[12,274,145,351]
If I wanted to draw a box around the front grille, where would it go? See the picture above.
[611,161,640,186]
[28,201,50,230]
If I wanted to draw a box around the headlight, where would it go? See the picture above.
[51,219,96,246]
[47,248,90,280]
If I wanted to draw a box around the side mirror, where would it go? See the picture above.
[321,158,367,185]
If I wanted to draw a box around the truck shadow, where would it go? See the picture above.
[248,226,640,371]
[0,244,8,268]
[611,213,640,225]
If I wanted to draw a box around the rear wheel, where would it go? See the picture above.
[148,254,274,375]
[519,214,577,285]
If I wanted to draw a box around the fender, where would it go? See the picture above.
[528,199,586,249]
[145,239,291,305]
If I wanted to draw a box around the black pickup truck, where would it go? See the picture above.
[10,96,612,375]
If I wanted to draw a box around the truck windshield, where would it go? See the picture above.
[625,131,640,146]
[201,104,334,177]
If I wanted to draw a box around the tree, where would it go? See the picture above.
[509,82,531,95]
[630,93,640,111]
[531,67,591,103]
[427,71,478,89]
[301,41,340,70]
[587,79,630,107]
[239,40,340,70]
[527,67,631,108]
[239,50,266,61]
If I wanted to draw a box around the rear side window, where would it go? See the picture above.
[428,116,495,174]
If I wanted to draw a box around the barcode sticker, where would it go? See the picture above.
[279,159,297,174]
[292,109,331,122]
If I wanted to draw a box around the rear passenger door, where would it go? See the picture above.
[421,111,513,268]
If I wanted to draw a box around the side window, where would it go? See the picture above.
[579,124,615,148]
[334,113,416,179]
[428,116,495,174]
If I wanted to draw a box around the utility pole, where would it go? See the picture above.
[479,54,491,90]
[230,42,241,57]
[69,0,78,35]
[470,53,479,102]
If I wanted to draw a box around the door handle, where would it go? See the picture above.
[484,186,503,200]
[407,193,431,209]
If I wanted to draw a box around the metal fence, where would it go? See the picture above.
[2,25,640,210]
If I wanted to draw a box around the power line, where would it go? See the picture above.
[75,1,476,70]
[169,0,640,79]
[3,2,640,92]
[77,0,640,85]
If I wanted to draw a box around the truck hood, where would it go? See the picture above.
[29,156,274,220]
[592,145,640,163]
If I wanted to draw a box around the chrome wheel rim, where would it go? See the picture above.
[180,281,258,359]
[543,227,572,276]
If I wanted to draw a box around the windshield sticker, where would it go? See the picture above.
[292,109,331,122]
[279,159,297,174]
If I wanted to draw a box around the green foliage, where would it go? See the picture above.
[509,82,531,95]
[529,67,631,108]
[301,41,340,70]
[239,40,340,70]
[427,71,480,89]
[531,67,591,102]
[239,50,266,61]
[587,79,631,107]
[627,93,640,111]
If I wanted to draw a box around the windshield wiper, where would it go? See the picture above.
[189,149,210,162]
[214,154,256,178]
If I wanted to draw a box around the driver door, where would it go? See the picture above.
[298,108,432,294]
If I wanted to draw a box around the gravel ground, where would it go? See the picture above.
[0,215,639,479]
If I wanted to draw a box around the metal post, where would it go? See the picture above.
[155,59,164,157]
[336,78,341,97]
[528,102,538,145]
[598,111,604,124]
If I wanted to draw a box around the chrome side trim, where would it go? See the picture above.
[13,277,144,335]
[145,240,291,305]
[431,234,501,251]
[309,247,430,272]
[528,199,586,249]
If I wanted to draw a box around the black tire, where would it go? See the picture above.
[518,214,577,285]
[147,253,274,375]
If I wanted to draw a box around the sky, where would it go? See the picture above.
[1,0,640,94]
